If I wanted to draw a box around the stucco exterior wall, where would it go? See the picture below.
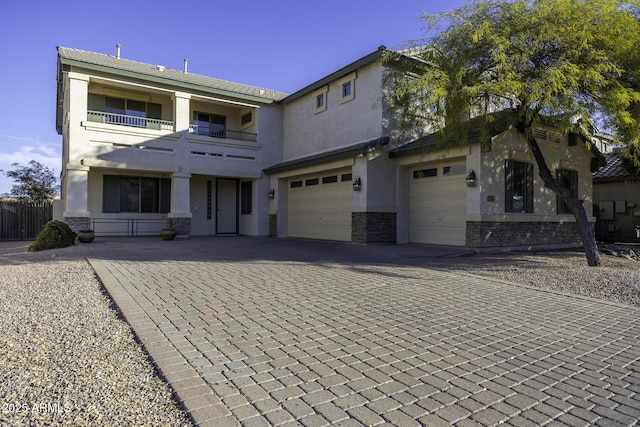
[282,64,384,160]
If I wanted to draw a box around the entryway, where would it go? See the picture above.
[216,178,238,234]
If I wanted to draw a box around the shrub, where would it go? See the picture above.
[28,220,77,252]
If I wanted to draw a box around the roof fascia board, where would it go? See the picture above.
[264,137,389,175]
[59,57,278,105]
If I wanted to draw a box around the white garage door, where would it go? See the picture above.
[409,162,467,246]
[288,169,353,241]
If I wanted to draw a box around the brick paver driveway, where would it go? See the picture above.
[81,237,640,427]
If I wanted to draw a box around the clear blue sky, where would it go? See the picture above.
[0,0,466,196]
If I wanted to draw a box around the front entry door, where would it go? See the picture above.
[216,178,238,234]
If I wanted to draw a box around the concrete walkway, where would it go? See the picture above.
[80,237,640,426]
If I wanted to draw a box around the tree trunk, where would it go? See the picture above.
[517,116,602,266]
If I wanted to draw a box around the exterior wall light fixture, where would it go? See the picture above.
[352,177,362,191]
[465,170,476,187]
[268,189,275,199]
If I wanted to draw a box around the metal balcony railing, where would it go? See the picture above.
[87,110,174,131]
[189,125,258,142]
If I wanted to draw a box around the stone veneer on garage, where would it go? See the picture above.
[466,221,582,250]
[352,212,397,244]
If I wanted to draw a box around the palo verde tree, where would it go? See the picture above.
[2,160,59,203]
[385,0,640,266]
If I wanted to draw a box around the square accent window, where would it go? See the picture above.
[337,72,356,104]
[240,110,254,130]
[312,86,328,114]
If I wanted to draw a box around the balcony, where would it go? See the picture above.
[189,124,257,143]
[87,110,174,131]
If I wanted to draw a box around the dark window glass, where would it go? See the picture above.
[322,175,338,184]
[342,81,351,97]
[413,168,437,179]
[505,160,534,213]
[290,181,303,188]
[556,169,578,214]
[241,112,252,126]
[341,173,352,182]
[103,175,170,213]
[305,178,319,186]
[241,181,252,215]
[316,93,324,108]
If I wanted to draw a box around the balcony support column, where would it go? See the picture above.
[169,171,192,237]
[173,92,191,133]
[63,164,91,231]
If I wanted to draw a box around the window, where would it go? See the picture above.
[341,173,352,182]
[556,169,578,214]
[305,178,319,186]
[413,168,438,179]
[240,110,254,129]
[505,160,534,213]
[241,181,252,215]
[337,72,356,104]
[322,175,338,184]
[88,94,162,128]
[342,81,352,98]
[290,180,303,188]
[443,164,466,176]
[312,86,328,114]
[193,112,226,137]
[103,175,170,213]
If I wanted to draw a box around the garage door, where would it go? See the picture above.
[288,169,353,241]
[409,162,467,246]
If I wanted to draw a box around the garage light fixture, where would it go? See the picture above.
[268,189,275,199]
[465,170,476,187]
[352,177,362,191]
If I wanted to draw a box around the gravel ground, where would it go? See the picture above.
[1,241,638,426]
[0,242,192,427]
[425,248,640,307]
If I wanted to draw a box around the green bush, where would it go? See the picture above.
[28,220,77,252]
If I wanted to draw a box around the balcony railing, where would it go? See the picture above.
[189,125,257,143]
[87,110,174,131]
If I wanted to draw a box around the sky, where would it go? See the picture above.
[0,0,467,196]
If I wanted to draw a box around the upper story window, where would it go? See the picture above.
[337,72,356,104]
[193,112,226,137]
[240,111,253,128]
[556,169,578,214]
[312,86,328,114]
[88,94,163,129]
[505,159,534,213]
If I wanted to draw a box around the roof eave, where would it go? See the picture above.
[264,137,389,175]
[279,46,387,105]
[58,56,281,105]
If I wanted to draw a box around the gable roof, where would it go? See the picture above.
[593,152,640,183]
[279,46,388,105]
[389,110,514,158]
[57,46,289,103]
[389,110,607,168]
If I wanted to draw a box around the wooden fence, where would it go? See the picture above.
[0,200,53,241]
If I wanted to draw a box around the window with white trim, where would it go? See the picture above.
[337,72,356,104]
[312,86,328,114]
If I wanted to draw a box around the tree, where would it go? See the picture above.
[385,0,640,266]
[2,160,59,202]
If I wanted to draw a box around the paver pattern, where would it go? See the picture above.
[81,237,640,426]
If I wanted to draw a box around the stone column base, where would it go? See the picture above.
[352,212,396,243]
[64,217,90,232]
[169,217,191,237]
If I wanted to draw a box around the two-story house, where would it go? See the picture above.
[56,45,605,251]
[56,46,286,238]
